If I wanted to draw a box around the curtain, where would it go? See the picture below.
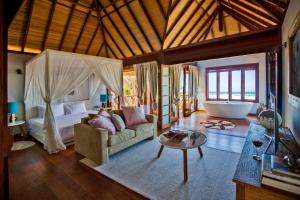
[88,59,123,98]
[134,63,147,105]
[24,54,46,119]
[88,74,101,99]
[134,61,158,110]
[40,51,92,154]
[188,65,200,101]
[147,62,158,110]
[170,64,182,112]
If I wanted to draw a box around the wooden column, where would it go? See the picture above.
[1,1,22,198]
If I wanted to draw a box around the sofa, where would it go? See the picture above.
[74,110,158,165]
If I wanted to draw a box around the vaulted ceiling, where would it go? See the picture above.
[8,0,289,59]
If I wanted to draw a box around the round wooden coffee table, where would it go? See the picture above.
[157,128,207,182]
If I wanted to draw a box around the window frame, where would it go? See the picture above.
[206,63,259,102]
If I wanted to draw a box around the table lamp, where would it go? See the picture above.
[100,94,108,108]
[8,101,18,123]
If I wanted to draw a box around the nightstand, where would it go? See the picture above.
[8,120,27,138]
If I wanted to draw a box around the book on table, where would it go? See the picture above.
[261,154,300,195]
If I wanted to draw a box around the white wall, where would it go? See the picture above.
[8,53,107,120]
[281,0,300,145]
[196,53,266,113]
[8,53,34,120]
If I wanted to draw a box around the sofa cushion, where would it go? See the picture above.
[127,123,154,137]
[122,106,148,126]
[88,115,116,135]
[111,114,126,131]
[108,129,136,146]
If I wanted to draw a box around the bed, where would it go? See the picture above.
[26,101,91,145]
[27,112,89,145]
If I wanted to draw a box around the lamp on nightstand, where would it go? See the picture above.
[100,94,108,108]
[8,101,19,123]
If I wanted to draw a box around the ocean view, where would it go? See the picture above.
[209,92,256,100]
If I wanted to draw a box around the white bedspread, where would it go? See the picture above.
[27,113,89,144]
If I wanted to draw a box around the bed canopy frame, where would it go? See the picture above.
[24,49,123,154]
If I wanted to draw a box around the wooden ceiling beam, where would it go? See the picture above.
[218,4,223,32]
[97,42,104,56]
[170,0,180,14]
[41,0,56,50]
[265,0,287,8]
[164,26,281,64]
[109,0,145,54]
[124,0,154,52]
[166,0,205,49]
[188,8,218,44]
[124,26,281,66]
[85,22,100,54]
[199,10,218,41]
[138,0,162,44]
[22,0,34,52]
[223,14,227,35]
[221,5,258,31]
[58,0,77,50]
[161,0,173,50]
[220,0,272,27]
[106,43,118,58]
[249,0,282,21]
[94,0,109,57]
[48,0,134,22]
[73,1,94,53]
[98,0,135,57]
[123,51,160,67]
[165,0,194,38]
[230,0,279,24]
[156,0,166,20]
[100,0,134,19]
[103,26,125,58]
[177,0,215,47]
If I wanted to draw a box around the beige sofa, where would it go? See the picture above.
[74,110,158,165]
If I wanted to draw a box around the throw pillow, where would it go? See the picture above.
[88,115,116,135]
[51,103,64,117]
[64,102,87,115]
[122,106,148,126]
[111,114,126,131]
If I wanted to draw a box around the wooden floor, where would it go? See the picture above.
[9,111,255,200]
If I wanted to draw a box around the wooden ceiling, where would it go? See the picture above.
[8,0,289,59]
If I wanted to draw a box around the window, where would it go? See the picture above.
[206,63,258,102]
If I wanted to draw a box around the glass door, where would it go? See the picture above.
[160,66,171,129]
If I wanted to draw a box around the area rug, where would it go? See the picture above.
[81,140,240,200]
[200,120,236,130]
[11,141,35,151]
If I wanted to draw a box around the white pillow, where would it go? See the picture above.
[51,103,64,117]
[36,105,46,118]
[64,102,87,115]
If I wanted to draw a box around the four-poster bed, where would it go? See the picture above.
[24,49,123,154]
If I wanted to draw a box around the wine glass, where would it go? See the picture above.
[252,139,263,161]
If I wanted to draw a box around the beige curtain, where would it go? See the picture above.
[147,62,158,110]
[134,63,147,105]
[134,61,158,110]
[188,65,200,101]
[170,64,182,112]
